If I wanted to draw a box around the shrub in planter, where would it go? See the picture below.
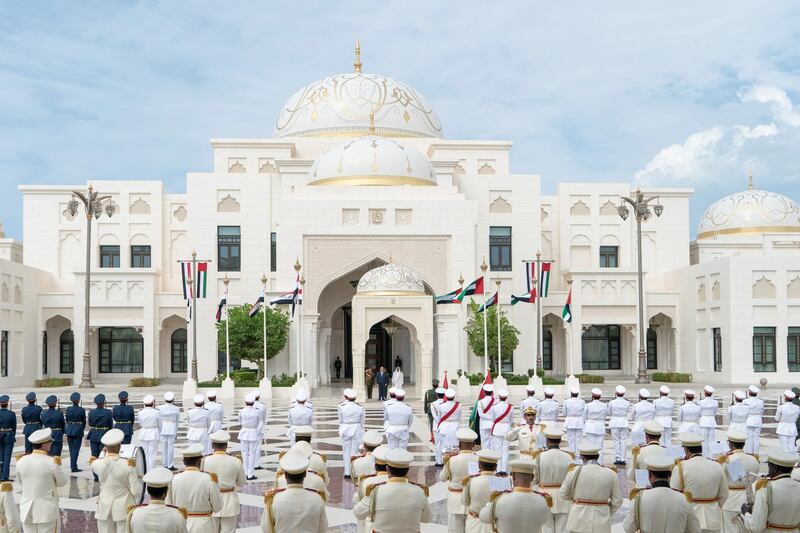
[536,369,545,379]
[575,374,604,384]
[34,378,72,387]
[128,377,160,387]
[542,376,565,385]
[527,368,536,378]
[652,372,693,383]
[271,373,297,387]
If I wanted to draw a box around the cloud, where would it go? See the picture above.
[634,127,726,183]
[739,85,800,127]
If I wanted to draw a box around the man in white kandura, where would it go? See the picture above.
[607,385,631,466]
[653,386,675,447]
[562,387,585,455]
[339,388,365,479]
[92,429,142,533]
[201,431,245,533]
[384,389,414,450]
[743,385,764,455]
[583,388,607,464]
[238,394,261,480]
[438,389,462,452]
[137,395,161,473]
[205,391,224,436]
[537,388,560,431]
[698,385,718,458]
[629,388,654,447]
[157,391,180,470]
[287,390,313,445]
[16,428,67,533]
[186,395,211,456]
[489,389,514,473]
[775,389,800,453]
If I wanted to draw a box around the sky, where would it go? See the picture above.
[1,2,800,240]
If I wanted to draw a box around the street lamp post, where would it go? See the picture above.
[495,278,502,376]
[67,185,117,388]
[617,189,663,384]
[261,273,268,380]
[480,258,489,372]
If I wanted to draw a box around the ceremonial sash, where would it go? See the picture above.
[491,404,512,434]
[437,402,460,431]
[482,397,495,414]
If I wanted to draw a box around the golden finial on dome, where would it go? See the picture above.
[354,39,362,73]
[369,108,376,134]
[748,170,754,191]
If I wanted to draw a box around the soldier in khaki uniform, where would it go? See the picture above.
[262,450,327,533]
[558,440,622,533]
[623,454,700,533]
[166,444,222,533]
[439,428,479,533]
[201,431,245,533]
[353,445,390,533]
[461,449,501,533]
[350,430,383,486]
[534,428,573,533]
[479,457,551,533]
[627,420,665,481]
[0,480,20,533]
[505,407,541,458]
[670,433,728,533]
[353,448,432,533]
[127,467,187,533]
[744,450,800,533]
[273,441,330,501]
[92,429,142,533]
[16,428,67,533]
[718,430,759,532]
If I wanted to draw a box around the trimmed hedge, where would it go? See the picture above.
[575,374,604,384]
[34,378,72,387]
[129,377,160,387]
[652,372,693,383]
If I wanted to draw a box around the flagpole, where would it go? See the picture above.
[495,279,502,376]
[294,259,301,380]
[300,275,306,377]
[536,251,543,370]
[223,275,230,380]
[191,251,199,381]
[480,258,488,372]
[261,273,268,381]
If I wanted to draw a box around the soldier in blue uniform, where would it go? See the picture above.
[40,395,66,457]
[20,392,42,454]
[0,395,16,481]
[65,392,86,472]
[87,394,112,481]
[112,390,134,444]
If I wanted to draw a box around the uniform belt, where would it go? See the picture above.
[539,483,561,488]
[220,488,235,493]
[468,511,480,518]
[116,421,133,424]
[90,427,110,430]
[448,487,463,493]
[574,499,608,506]
[186,512,212,517]
[67,421,84,424]
[692,497,719,504]
[0,429,13,432]
[728,486,746,491]
[24,422,40,425]
[767,523,799,531]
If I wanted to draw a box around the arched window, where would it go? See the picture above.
[42,331,48,375]
[60,330,74,374]
[646,327,657,370]
[542,328,553,371]
[171,328,187,373]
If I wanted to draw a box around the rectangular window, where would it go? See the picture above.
[217,226,241,272]
[60,330,74,374]
[599,246,618,268]
[270,232,277,272]
[171,328,187,373]
[713,328,722,372]
[646,327,657,370]
[99,327,143,373]
[581,325,621,370]
[99,245,120,268]
[542,328,553,371]
[130,245,151,268]
[789,327,800,372]
[752,326,776,372]
[0,331,7,377]
[489,226,512,271]
[42,332,48,375]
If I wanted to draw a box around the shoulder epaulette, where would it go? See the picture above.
[489,490,507,503]
[53,456,61,466]
[128,458,136,468]
[235,454,242,462]
[717,454,728,464]
[567,463,577,472]
[603,464,617,473]
[755,478,769,491]
[316,452,327,463]
[533,490,553,508]
[629,487,640,500]
[304,487,326,502]
[360,473,377,481]
[127,504,138,514]
[208,472,218,483]
[684,491,693,503]
[350,454,364,464]
[365,481,386,497]
[462,474,478,485]
[631,446,641,457]
[278,451,286,460]
[443,454,452,465]
[15,453,26,462]
[0,482,12,492]
[264,488,284,505]
[410,481,429,497]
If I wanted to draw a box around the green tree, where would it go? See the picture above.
[463,300,520,372]
[216,304,291,379]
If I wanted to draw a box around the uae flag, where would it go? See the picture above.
[435,288,462,305]
[539,262,552,298]
[511,289,536,305]
[248,293,264,318]
[457,276,484,301]
[195,262,208,298]
[562,287,573,323]
[477,291,498,313]
[468,370,493,444]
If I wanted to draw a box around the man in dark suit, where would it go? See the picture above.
[112,391,134,444]
[376,366,389,401]
[65,392,86,472]
[21,392,42,454]
[0,395,16,480]
[40,395,66,456]
[334,357,342,379]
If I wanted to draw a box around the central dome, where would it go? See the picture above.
[697,187,800,239]
[357,263,426,295]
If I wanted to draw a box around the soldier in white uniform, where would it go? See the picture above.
[608,385,631,465]
[350,430,382,486]
[293,427,329,484]
[774,389,800,453]
[654,385,675,447]
[166,444,222,533]
[431,387,447,466]
[699,385,719,458]
[16,428,67,533]
[0,479,20,533]
[201,431,245,533]
[520,385,540,417]
[138,395,162,473]
[743,450,800,533]
[558,440,622,533]
[287,390,312,445]
[439,428,478,533]
[718,430,759,533]
[489,390,514,473]
[623,455,700,533]
[92,429,142,533]
[678,390,702,435]
[744,385,764,455]
[157,392,181,470]
[479,457,552,533]
[263,450,327,533]
[534,428,573,533]
[537,388,560,431]
[461,449,500,533]
[629,389,655,446]
[727,390,749,435]
[477,384,496,446]
[438,389,462,451]
[384,389,414,450]
[562,387,585,455]
[252,392,267,470]
[204,392,224,436]
[506,406,541,458]
[238,394,261,480]
[670,433,729,532]
[127,467,187,533]
[583,388,607,464]
[627,420,664,482]
[338,388,365,479]
[186,395,211,456]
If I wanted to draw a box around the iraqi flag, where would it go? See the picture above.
[248,293,264,318]
[215,296,227,322]
[562,287,573,323]
[435,288,462,305]
[539,262,552,298]
[291,274,302,318]
[477,291,498,313]
[511,289,536,305]
[270,292,296,305]
[195,262,208,298]
[468,370,493,444]
[525,262,536,293]
[180,262,194,300]
[457,276,484,301]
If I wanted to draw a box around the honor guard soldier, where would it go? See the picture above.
[40,396,65,457]
[534,428,573,533]
[0,396,16,481]
[670,433,728,532]
[252,392,267,469]
[202,431,245,533]
[64,392,86,472]
[113,392,135,445]
[88,394,113,481]
[627,420,664,482]
[439,428,478,533]
[204,392,223,435]
[273,440,330,501]
[262,450,327,533]
[157,392,180,471]
[506,406,540,459]
[166,444,222,533]
[536,388,560,431]
[238,394,261,480]
[127,467,187,533]
[186,395,211,456]
[654,385,675,447]
[582,389,607,464]
[728,390,749,435]
[385,389,414,450]
[20,393,42,455]
[607,385,631,465]
[354,448,432,533]
[287,390,312,445]
[718,430,759,532]
[489,390,513,473]
[292,428,329,483]
[16,428,67,533]
[623,455,700,533]
[92,429,142,533]
[630,389,655,447]
[678,390,701,435]
[520,385,540,414]
[743,450,800,533]
[699,385,719,457]
[774,389,800,453]
[431,387,447,466]
[353,445,390,533]
[461,448,500,533]
[477,384,496,447]
[0,476,20,533]
[562,387,585,455]
[137,396,161,473]
[438,389,462,452]
[479,458,552,533]
[558,440,622,533]
[744,385,764,455]
[350,430,382,486]
[338,388,365,479]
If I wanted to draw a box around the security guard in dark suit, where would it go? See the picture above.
[0,395,16,481]
[40,395,66,456]
[87,393,112,481]
[21,392,42,454]
[65,392,86,472]
[112,390,134,444]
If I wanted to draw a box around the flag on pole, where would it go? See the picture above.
[291,274,302,318]
[215,285,227,323]
[469,370,493,444]
[539,262,551,298]
[477,291,498,313]
[186,294,192,322]
[270,292,296,305]
[180,262,193,300]
[442,370,449,389]
[525,262,536,293]
[195,262,208,298]
[457,276,484,301]
[562,287,573,323]
[511,289,536,305]
[248,292,264,318]
[435,288,462,305]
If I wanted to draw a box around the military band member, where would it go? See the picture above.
[678,390,701,435]
[201,431,245,533]
[727,390,749,435]
[287,390,312,445]
[654,385,675,447]
[113,392,135,445]
[338,388,365,479]
[438,389,462,452]
[293,427,329,484]
[699,385,719,458]
[204,392,223,436]
[354,445,390,533]
[263,450,327,533]
[385,389,414,450]
[353,449,431,533]
[477,385,496,447]
[20,393,42,455]
[158,392,180,471]
[562,387,585,455]
[774,389,800,453]
[138,395,161,473]
[582,389,607,464]
[40,396,65,457]
[64,392,85,473]
[489,390,513,473]
[627,420,664,482]
[670,433,728,532]
[743,450,800,533]
[623,455,700,533]
[0,396,16,481]
[88,394,113,482]
[629,388,655,447]
[607,386,630,466]
[166,444,222,533]
[238,394,261,480]
[350,430,383,486]
[186,395,211,456]
[534,428,573,533]
[273,440,329,501]
[461,448,500,533]
[439,428,478,533]
[92,429,142,533]
[16,428,67,533]
[0,476,20,533]
[744,385,764,455]
[520,385,540,414]
[479,458,552,533]
[506,406,540,458]
[432,387,447,466]
[718,430,758,532]
[127,467,187,533]
[558,441,622,533]
[537,388,560,431]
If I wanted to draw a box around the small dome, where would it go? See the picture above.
[357,263,426,295]
[308,135,437,186]
[697,188,800,240]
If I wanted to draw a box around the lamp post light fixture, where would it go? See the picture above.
[66,185,117,388]
[617,188,663,384]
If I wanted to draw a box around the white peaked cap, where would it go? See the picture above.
[734,390,745,400]
[544,387,555,396]
[684,389,696,397]
[435,387,445,394]
[578,440,600,455]
[570,386,580,395]
[182,443,204,457]
[143,467,173,488]
[591,388,602,396]
[704,385,714,394]
[245,393,255,404]
[639,389,650,398]
[482,384,494,393]
[29,428,52,444]
[372,445,389,464]
[385,448,414,468]
[785,389,796,400]
[749,385,760,394]
[615,385,626,394]
[280,449,309,474]
[101,428,124,446]
[497,389,509,399]
[210,430,230,443]
[193,394,205,404]
[291,440,313,458]
[344,388,356,400]
[296,389,308,402]
[395,389,406,398]
[526,385,536,392]
[363,430,383,447]
[294,426,313,437]
[456,428,478,442]
[659,386,670,394]
[207,390,217,400]
[388,387,397,395]
[164,391,175,401]
[143,395,155,405]
[445,389,456,399]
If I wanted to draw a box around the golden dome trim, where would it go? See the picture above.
[280,127,429,139]
[309,175,436,186]
[358,290,427,296]
[697,225,800,240]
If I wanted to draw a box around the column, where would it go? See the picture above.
[319,327,332,385]
[353,346,365,399]
[419,348,433,400]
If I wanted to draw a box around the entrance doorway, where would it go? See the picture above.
[365,319,394,373]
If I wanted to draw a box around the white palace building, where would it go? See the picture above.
[2,46,800,393]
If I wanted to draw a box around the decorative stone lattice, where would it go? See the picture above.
[477,161,495,175]
[217,194,241,213]
[752,276,776,299]
[788,276,800,298]
[342,209,359,225]
[259,159,277,174]
[697,282,706,303]
[173,205,188,222]
[129,198,150,215]
[395,209,412,225]
[453,161,466,175]
[599,200,618,216]
[489,196,512,214]
[711,280,720,300]
[570,200,591,216]
[369,209,385,225]
[228,160,247,173]
[357,263,425,294]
